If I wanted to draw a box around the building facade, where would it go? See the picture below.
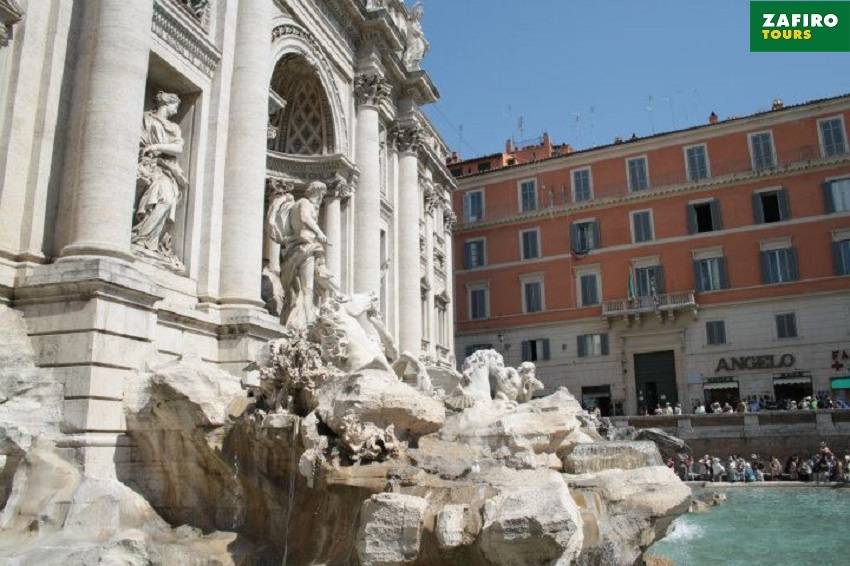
[0,0,456,477]
[452,95,850,415]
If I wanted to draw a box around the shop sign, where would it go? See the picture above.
[706,375,736,384]
[715,353,795,373]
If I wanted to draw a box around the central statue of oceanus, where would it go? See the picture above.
[267,180,339,328]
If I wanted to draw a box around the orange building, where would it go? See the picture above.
[451,94,850,415]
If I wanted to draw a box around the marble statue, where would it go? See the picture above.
[338,414,403,464]
[269,180,336,328]
[446,349,542,410]
[132,91,188,271]
[314,293,395,374]
[403,1,429,70]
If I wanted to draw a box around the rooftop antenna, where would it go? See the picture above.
[517,115,525,145]
[571,112,583,149]
[458,123,464,157]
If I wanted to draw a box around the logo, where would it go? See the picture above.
[751,1,850,51]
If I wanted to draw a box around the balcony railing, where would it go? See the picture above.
[456,144,842,228]
[602,291,698,323]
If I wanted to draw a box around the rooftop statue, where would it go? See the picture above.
[132,91,188,271]
[403,1,429,70]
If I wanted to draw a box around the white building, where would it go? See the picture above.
[0,0,456,477]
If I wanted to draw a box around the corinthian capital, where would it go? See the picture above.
[354,72,392,108]
[391,123,424,154]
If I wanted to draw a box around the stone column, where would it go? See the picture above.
[218,0,272,306]
[353,72,391,297]
[423,183,437,358]
[443,205,457,364]
[393,123,424,356]
[324,180,350,283]
[59,0,154,260]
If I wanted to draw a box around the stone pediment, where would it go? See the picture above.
[266,151,358,188]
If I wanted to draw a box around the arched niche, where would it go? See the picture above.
[268,23,348,156]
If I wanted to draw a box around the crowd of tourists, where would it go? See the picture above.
[637,393,849,416]
[669,443,850,484]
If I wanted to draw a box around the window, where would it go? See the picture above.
[522,279,544,313]
[520,229,540,260]
[463,239,485,268]
[687,200,722,233]
[685,144,710,181]
[833,237,850,275]
[572,168,593,202]
[579,272,600,306]
[519,179,537,212]
[468,286,488,320]
[577,333,609,357]
[631,210,654,243]
[706,321,726,345]
[753,189,790,223]
[775,313,798,339]
[635,265,665,297]
[521,338,551,362]
[464,343,493,358]
[450,167,462,177]
[819,117,847,157]
[760,247,799,284]
[749,132,776,170]
[693,257,728,292]
[571,220,600,253]
[477,162,492,172]
[627,157,649,191]
[824,178,850,213]
[463,190,484,222]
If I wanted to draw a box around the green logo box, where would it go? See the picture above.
[750,1,850,51]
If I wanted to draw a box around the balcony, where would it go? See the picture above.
[456,144,843,229]
[602,291,698,325]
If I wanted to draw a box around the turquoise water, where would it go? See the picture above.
[647,487,850,566]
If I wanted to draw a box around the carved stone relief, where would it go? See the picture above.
[354,72,392,108]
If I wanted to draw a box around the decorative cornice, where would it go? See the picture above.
[354,72,392,107]
[152,0,221,77]
[390,122,424,154]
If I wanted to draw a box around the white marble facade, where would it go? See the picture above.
[0,0,455,477]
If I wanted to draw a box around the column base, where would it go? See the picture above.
[60,241,135,263]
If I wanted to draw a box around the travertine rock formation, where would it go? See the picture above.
[0,306,690,565]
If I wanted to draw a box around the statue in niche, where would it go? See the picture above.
[269,180,339,329]
[133,91,188,271]
[403,1,429,70]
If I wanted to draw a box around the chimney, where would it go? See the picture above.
[505,138,515,153]
[708,111,718,125]
[542,131,551,147]
[772,98,784,111]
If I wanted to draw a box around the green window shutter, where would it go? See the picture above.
[719,257,730,289]
[653,266,666,294]
[823,182,836,214]
[542,339,551,360]
[577,335,587,358]
[777,188,791,220]
[463,242,471,269]
[692,260,703,292]
[710,199,723,230]
[686,204,697,234]
[788,248,799,281]
[521,340,531,362]
[833,242,844,275]
[592,220,602,249]
[570,223,579,250]
[600,334,610,355]
[753,193,765,224]
[760,250,771,283]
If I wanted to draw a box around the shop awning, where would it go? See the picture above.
[831,377,850,390]
[704,381,739,390]
[774,376,812,385]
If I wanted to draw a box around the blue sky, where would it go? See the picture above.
[419,0,850,158]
